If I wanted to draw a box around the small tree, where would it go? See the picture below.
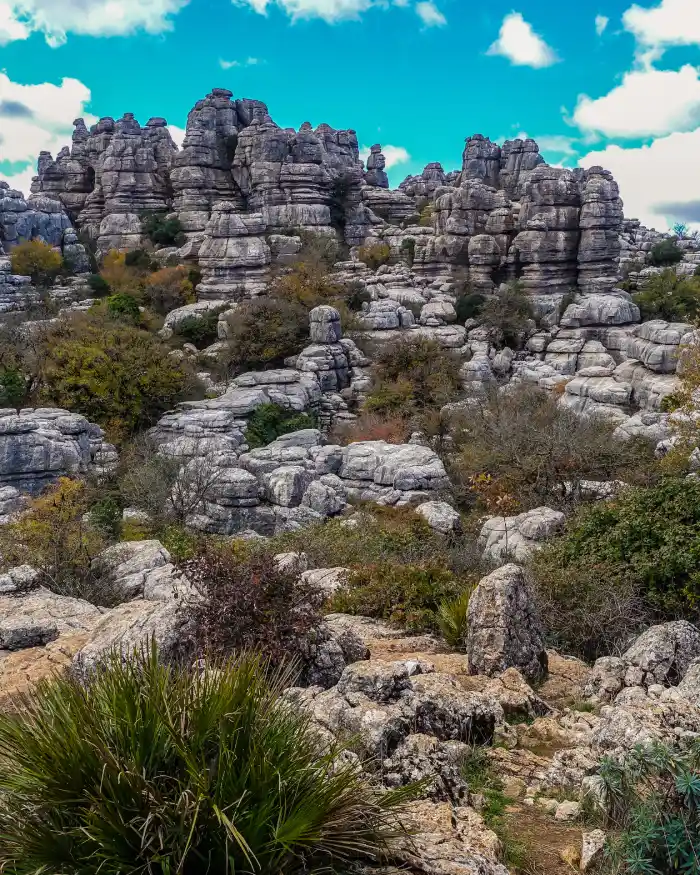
[357,241,391,270]
[633,270,700,322]
[9,240,63,288]
[649,238,684,266]
[140,211,186,247]
[478,281,533,348]
[143,265,195,315]
[99,250,146,297]
[221,297,308,376]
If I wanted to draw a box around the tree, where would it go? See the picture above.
[220,297,308,376]
[0,647,413,875]
[672,221,689,239]
[140,211,186,247]
[143,265,196,315]
[633,270,700,322]
[649,238,684,267]
[99,250,146,297]
[9,240,63,288]
[478,281,533,348]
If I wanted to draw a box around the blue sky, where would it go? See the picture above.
[2,0,700,230]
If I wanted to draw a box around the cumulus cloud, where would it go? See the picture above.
[219,57,263,68]
[536,134,579,159]
[0,0,190,46]
[487,12,558,68]
[167,125,187,148]
[579,127,700,231]
[623,0,700,60]
[0,73,96,195]
[595,14,609,35]
[415,1,445,27]
[572,64,700,139]
[359,144,410,169]
[232,0,375,22]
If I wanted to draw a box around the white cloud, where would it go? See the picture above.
[232,0,375,23]
[579,127,700,230]
[0,0,190,46]
[0,73,96,196]
[595,14,608,36]
[487,12,558,68]
[359,144,410,169]
[623,0,700,59]
[536,134,579,159]
[219,57,262,68]
[415,1,445,27]
[167,125,186,148]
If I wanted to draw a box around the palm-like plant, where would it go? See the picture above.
[0,646,413,875]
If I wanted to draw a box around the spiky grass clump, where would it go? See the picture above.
[0,647,413,875]
[437,587,474,648]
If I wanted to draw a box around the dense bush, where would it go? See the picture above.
[366,337,461,419]
[104,292,141,322]
[245,403,317,448]
[455,290,485,323]
[598,741,700,874]
[633,270,700,322]
[437,588,474,648]
[478,281,533,348]
[449,385,656,513]
[0,478,119,605]
[649,238,684,266]
[221,296,308,375]
[181,546,322,665]
[331,411,411,445]
[36,310,196,442]
[330,562,472,634]
[9,240,63,287]
[99,250,146,297]
[399,237,415,266]
[531,478,700,659]
[357,241,391,270]
[86,273,110,296]
[419,204,434,227]
[140,211,186,247]
[0,367,25,408]
[142,265,196,314]
[175,310,221,348]
[0,647,412,875]
[271,260,344,310]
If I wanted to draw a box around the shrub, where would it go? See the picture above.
[649,238,684,266]
[449,385,656,514]
[331,411,411,445]
[598,741,700,874]
[455,290,485,323]
[330,562,470,634]
[99,250,145,297]
[143,265,195,315]
[633,269,700,322]
[366,337,461,419]
[181,546,324,665]
[9,240,63,287]
[530,478,700,659]
[140,211,185,247]
[399,237,415,266]
[357,241,391,270]
[175,310,221,348]
[0,367,26,408]
[86,273,110,296]
[346,280,372,311]
[478,281,533,348]
[0,647,412,875]
[221,297,308,375]
[245,403,317,449]
[36,310,195,442]
[104,292,141,322]
[124,248,156,271]
[296,229,343,270]
[0,478,118,604]
[419,204,434,227]
[437,588,474,648]
[271,261,344,310]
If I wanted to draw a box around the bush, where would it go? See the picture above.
[455,290,485,323]
[104,293,141,322]
[633,269,700,322]
[181,546,323,666]
[346,280,372,311]
[399,237,415,266]
[86,273,110,296]
[124,249,156,271]
[245,403,317,449]
[449,385,656,514]
[271,261,343,310]
[175,310,221,349]
[437,588,474,648]
[366,337,461,419]
[530,478,700,659]
[0,647,412,875]
[0,367,26,408]
[649,238,684,266]
[9,240,63,287]
[598,741,700,874]
[140,211,185,247]
[221,297,308,375]
[330,562,471,633]
[296,229,343,270]
[478,281,533,348]
[357,241,391,270]
[143,265,196,315]
[36,310,196,442]
[0,478,118,604]
[331,411,411,445]
[419,204,434,227]
[99,250,146,297]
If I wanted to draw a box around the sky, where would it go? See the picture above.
[1,0,700,231]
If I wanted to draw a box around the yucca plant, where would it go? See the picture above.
[598,741,700,874]
[437,587,474,648]
[0,646,414,875]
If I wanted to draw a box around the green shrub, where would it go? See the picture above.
[478,281,533,348]
[0,647,412,875]
[104,292,141,322]
[455,291,486,323]
[633,270,700,322]
[0,367,26,408]
[531,478,700,659]
[649,238,684,266]
[88,496,123,539]
[175,310,221,349]
[598,741,700,874]
[437,588,473,648]
[345,280,372,311]
[330,562,469,633]
[9,240,63,287]
[124,248,156,271]
[140,211,186,247]
[245,403,317,449]
[143,266,196,315]
[221,297,308,375]
[399,237,415,266]
[357,241,391,270]
[419,204,434,227]
[86,273,110,296]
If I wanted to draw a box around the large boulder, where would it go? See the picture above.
[466,564,547,683]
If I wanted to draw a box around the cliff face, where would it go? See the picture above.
[24,88,622,304]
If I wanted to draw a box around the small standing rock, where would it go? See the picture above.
[580,829,606,871]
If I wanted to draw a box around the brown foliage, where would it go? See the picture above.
[331,412,411,445]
